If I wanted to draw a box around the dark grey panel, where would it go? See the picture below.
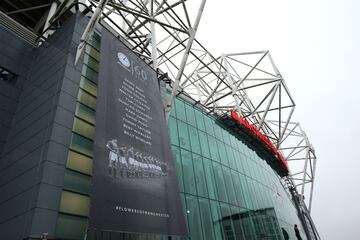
[43,141,69,166]
[0,148,42,185]
[40,161,67,186]
[35,183,63,210]
[0,12,88,240]
[29,208,58,239]
[0,165,40,203]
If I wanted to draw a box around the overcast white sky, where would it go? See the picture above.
[193,0,360,239]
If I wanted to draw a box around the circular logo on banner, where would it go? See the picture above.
[117,52,130,67]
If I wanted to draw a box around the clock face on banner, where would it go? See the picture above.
[117,52,130,67]
[116,51,148,82]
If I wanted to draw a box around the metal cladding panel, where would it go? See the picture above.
[89,29,187,236]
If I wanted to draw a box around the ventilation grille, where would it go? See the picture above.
[0,10,38,47]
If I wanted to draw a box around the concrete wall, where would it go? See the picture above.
[0,13,88,240]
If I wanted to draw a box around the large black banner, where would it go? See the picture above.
[89,29,187,236]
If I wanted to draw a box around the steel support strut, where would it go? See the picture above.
[42,1,58,38]
[165,0,207,121]
[75,0,109,64]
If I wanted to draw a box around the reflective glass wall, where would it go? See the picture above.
[169,97,306,240]
[55,31,307,240]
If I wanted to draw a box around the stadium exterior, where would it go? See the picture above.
[0,2,320,240]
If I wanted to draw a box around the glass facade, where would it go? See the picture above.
[169,98,306,240]
[55,32,307,240]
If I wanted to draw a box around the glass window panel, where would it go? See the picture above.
[75,102,96,125]
[251,181,261,210]
[241,155,251,177]
[172,146,184,192]
[73,117,95,140]
[203,158,218,200]
[253,163,261,182]
[241,143,247,156]
[235,139,244,154]
[188,125,201,155]
[63,170,91,194]
[258,184,266,209]
[213,123,224,142]
[231,170,246,208]
[230,135,237,149]
[257,164,265,183]
[67,150,93,175]
[169,117,179,146]
[198,130,210,159]
[217,140,229,166]
[180,193,189,231]
[192,154,208,198]
[239,174,250,209]
[194,109,205,131]
[230,206,246,240]
[185,103,196,127]
[84,54,99,72]
[244,145,251,157]
[70,133,93,157]
[232,149,239,161]
[185,195,203,240]
[199,198,215,240]
[210,200,224,240]
[248,159,257,180]
[204,115,215,136]
[85,44,100,61]
[80,76,97,97]
[88,34,101,50]
[234,151,245,173]
[243,145,249,156]
[81,65,98,84]
[244,158,253,179]
[181,149,197,195]
[259,166,267,185]
[175,99,187,122]
[223,129,233,147]
[257,183,266,210]
[262,187,271,208]
[177,120,191,150]
[220,203,236,240]
[223,167,238,206]
[59,191,90,216]
[169,92,176,118]
[240,210,257,240]
[226,145,237,170]
[232,150,241,172]
[246,178,258,210]
[56,214,87,240]
[212,162,228,203]
[78,88,96,110]
[207,135,220,162]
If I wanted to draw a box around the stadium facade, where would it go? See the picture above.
[0,3,320,240]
